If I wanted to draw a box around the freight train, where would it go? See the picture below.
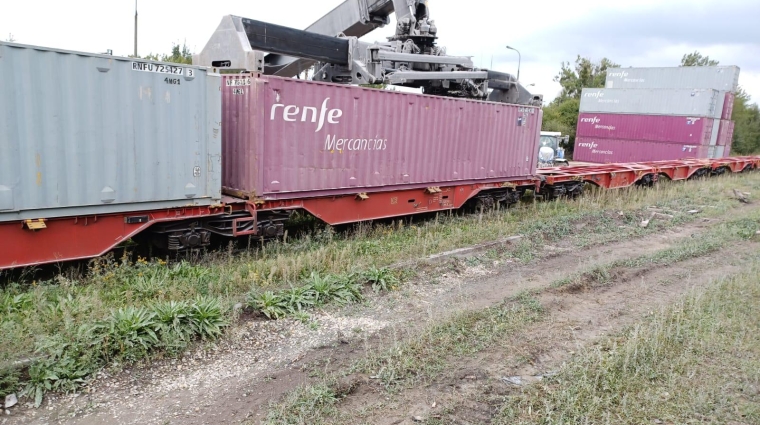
[1,42,758,271]
[7,9,760,274]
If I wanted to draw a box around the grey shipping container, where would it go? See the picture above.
[605,66,740,93]
[0,43,222,223]
[579,88,725,119]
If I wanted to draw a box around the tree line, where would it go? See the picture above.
[543,51,760,156]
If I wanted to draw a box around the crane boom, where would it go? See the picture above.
[266,0,396,77]
[193,0,542,105]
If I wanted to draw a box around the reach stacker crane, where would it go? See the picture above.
[194,0,543,105]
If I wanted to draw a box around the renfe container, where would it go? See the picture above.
[0,43,222,222]
[580,88,725,118]
[573,137,708,164]
[722,92,736,120]
[222,74,541,199]
[717,120,735,146]
[605,66,740,92]
[576,113,717,145]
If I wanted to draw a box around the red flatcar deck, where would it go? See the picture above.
[536,156,760,188]
[2,156,759,270]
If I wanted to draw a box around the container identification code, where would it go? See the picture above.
[132,62,195,77]
[226,79,251,87]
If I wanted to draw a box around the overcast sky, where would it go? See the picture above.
[2,0,759,103]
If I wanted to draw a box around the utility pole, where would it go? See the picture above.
[134,0,138,57]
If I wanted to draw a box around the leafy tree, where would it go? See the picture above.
[680,51,719,67]
[731,89,760,154]
[543,98,580,143]
[554,56,620,101]
[161,43,192,64]
[137,42,193,64]
[543,56,619,157]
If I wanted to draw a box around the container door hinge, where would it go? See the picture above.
[425,187,442,194]
[24,219,47,230]
[356,193,369,200]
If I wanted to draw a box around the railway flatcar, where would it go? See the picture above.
[0,43,544,270]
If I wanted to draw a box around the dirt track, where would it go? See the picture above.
[9,205,759,425]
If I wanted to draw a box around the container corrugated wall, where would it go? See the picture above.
[717,120,735,146]
[573,137,708,164]
[580,88,724,118]
[576,113,715,144]
[223,74,540,199]
[722,92,736,119]
[604,66,740,92]
[0,43,222,222]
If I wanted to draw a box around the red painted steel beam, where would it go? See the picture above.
[0,206,224,270]
[537,156,760,188]
[258,181,539,226]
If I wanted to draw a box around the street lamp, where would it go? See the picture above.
[505,45,521,81]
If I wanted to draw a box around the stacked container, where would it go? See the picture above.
[574,66,740,163]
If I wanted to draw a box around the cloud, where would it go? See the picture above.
[2,0,758,102]
[481,0,760,102]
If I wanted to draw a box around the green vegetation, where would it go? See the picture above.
[20,296,227,407]
[259,206,760,424]
[263,295,545,424]
[681,50,720,67]
[544,50,760,157]
[552,214,760,291]
[137,42,193,64]
[497,266,760,424]
[542,56,619,156]
[246,268,399,320]
[1,171,758,406]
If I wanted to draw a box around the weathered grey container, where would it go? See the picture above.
[0,43,222,222]
[605,66,740,92]
[579,88,725,119]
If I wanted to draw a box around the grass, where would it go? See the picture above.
[552,211,760,292]
[20,297,228,407]
[262,294,545,425]
[245,268,398,319]
[260,205,760,425]
[1,172,759,404]
[496,266,760,424]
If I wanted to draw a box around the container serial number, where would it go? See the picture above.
[132,62,195,77]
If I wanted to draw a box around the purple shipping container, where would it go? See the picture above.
[222,74,541,199]
[576,113,715,145]
[573,137,708,164]
[717,120,735,146]
[722,92,735,120]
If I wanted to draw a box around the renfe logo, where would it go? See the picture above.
[577,141,599,149]
[270,96,388,152]
[607,71,628,78]
[270,98,342,132]
[583,91,605,98]
[579,116,601,124]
